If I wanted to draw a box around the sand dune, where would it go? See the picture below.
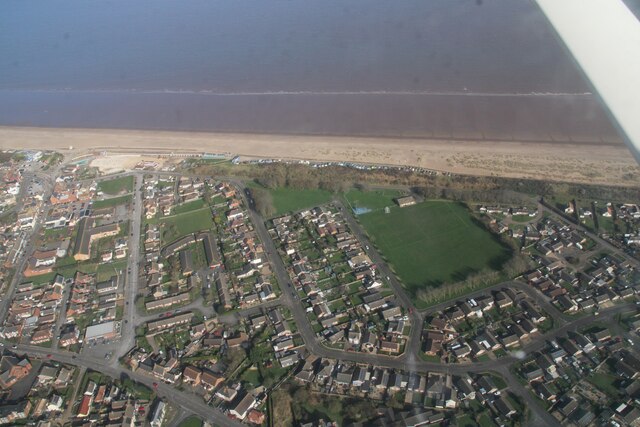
[0,126,638,186]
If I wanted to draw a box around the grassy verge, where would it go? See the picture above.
[98,175,134,195]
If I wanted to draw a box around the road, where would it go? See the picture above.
[0,167,60,327]
[117,173,143,361]
[332,198,426,361]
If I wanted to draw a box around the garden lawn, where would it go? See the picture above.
[588,372,620,396]
[478,413,498,427]
[456,415,477,427]
[358,201,512,296]
[97,175,134,195]
[172,199,206,215]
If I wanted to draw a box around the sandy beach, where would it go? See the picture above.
[0,126,638,186]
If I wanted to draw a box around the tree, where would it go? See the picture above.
[249,187,275,217]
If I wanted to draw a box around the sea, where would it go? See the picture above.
[0,0,634,142]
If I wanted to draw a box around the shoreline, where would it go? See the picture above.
[0,125,638,186]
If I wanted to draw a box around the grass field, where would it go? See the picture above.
[271,188,333,215]
[92,194,132,209]
[151,208,214,244]
[358,201,512,294]
[343,188,403,213]
[247,182,333,216]
[97,175,134,195]
[177,416,203,427]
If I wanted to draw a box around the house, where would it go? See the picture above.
[0,355,32,389]
[230,393,256,420]
[179,250,194,276]
[201,372,224,391]
[38,366,58,384]
[316,362,335,384]
[182,366,202,386]
[147,312,193,332]
[145,292,190,311]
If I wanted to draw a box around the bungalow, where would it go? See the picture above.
[446,309,465,323]
[326,329,344,344]
[77,395,92,418]
[536,382,557,401]
[273,338,294,352]
[477,376,498,394]
[494,396,516,418]
[452,343,472,359]
[379,340,401,354]
[556,295,578,312]
[592,329,611,343]
[501,334,519,348]
[364,298,387,312]
[578,298,596,310]
[335,370,353,387]
[523,366,544,383]
[562,339,582,357]
[279,353,299,368]
[424,339,442,356]
[381,306,402,321]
